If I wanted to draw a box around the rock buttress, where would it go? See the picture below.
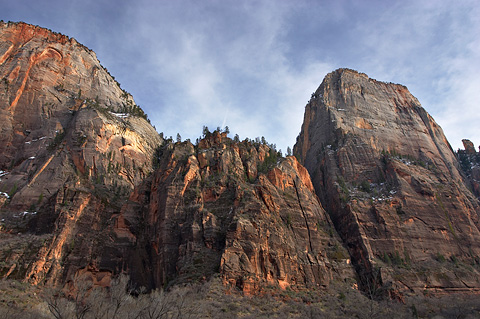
[0,22,161,285]
[294,68,480,295]
[119,132,355,293]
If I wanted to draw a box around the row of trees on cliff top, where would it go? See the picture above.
[160,125,292,157]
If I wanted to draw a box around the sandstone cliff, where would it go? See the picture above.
[0,22,355,293]
[294,68,480,295]
[117,132,354,293]
[0,22,161,284]
[2,21,479,302]
[457,139,480,199]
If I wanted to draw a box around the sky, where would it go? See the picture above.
[2,0,480,152]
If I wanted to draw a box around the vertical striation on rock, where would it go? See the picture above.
[0,22,355,293]
[0,22,161,285]
[3,21,480,302]
[119,132,355,293]
[294,68,480,295]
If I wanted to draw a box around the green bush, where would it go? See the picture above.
[47,130,65,150]
[359,180,371,193]
[436,253,446,263]
[257,149,279,174]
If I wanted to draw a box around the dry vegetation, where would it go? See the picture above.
[0,275,479,318]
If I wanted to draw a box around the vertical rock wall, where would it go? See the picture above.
[294,69,480,294]
[0,22,161,285]
[119,133,355,293]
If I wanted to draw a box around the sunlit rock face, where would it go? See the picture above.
[294,68,480,295]
[119,132,355,293]
[2,20,480,300]
[0,22,354,292]
[0,22,161,285]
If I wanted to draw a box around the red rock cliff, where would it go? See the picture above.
[0,22,161,285]
[118,132,355,293]
[294,68,480,295]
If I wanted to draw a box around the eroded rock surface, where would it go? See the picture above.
[119,132,355,293]
[2,22,479,300]
[0,22,161,285]
[294,68,480,295]
[457,139,480,199]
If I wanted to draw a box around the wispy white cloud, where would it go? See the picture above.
[338,0,480,149]
[118,0,333,151]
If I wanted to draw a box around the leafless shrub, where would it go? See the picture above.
[2,275,477,319]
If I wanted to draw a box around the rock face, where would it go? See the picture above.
[462,139,477,155]
[2,22,480,300]
[0,22,354,293]
[0,22,161,285]
[457,139,480,199]
[118,132,354,293]
[294,69,480,294]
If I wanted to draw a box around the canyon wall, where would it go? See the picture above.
[0,22,161,285]
[294,68,480,294]
[118,132,354,293]
[2,23,479,298]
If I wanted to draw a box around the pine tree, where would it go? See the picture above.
[287,146,292,156]
[203,126,210,137]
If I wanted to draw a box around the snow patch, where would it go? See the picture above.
[22,211,37,216]
[13,211,37,218]
[25,136,47,144]
[110,112,129,118]
[0,192,9,199]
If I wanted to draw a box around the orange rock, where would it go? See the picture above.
[0,22,161,286]
[118,137,355,292]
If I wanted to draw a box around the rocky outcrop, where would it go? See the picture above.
[294,69,480,295]
[462,139,477,155]
[118,132,355,293]
[0,22,161,285]
[457,139,480,199]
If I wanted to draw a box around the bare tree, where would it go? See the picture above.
[72,275,93,319]
[137,289,172,319]
[103,274,132,319]
[44,286,75,319]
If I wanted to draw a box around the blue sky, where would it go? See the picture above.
[3,0,480,152]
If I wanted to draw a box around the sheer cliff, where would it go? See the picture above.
[2,21,480,301]
[294,68,480,294]
[0,22,354,291]
[117,132,354,293]
[0,22,161,284]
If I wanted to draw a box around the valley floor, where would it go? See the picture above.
[1,277,479,318]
